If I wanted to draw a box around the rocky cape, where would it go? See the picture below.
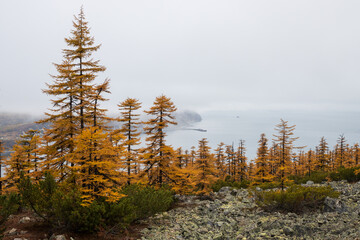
[140,181,360,240]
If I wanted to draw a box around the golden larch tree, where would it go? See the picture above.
[142,95,177,186]
[268,142,279,177]
[193,138,218,195]
[225,144,235,177]
[214,142,226,179]
[176,147,185,169]
[39,57,80,178]
[253,133,273,183]
[63,7,106,130]
[247,160,256,182]
[3,130,41,192]
[183,149,191,168]
[116,98,142,184]
[329,149,336,171]
[296,150,307,176]
[316,137,329,171]
[70,127,125,205]
[291,153,301,176]
[352,143,360,166]
[304,149,314,177]
[40,7,108,180]
[273,119,298,190]
[171,148,196,195]
[89,79,111,129]
[189,146,196,167]
[335,135,351,168]
[235,140,247,182]
[3,145,27,193]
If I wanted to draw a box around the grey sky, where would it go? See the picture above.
[2,0,360,159]
[1,0,360,114]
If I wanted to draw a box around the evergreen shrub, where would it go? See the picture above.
[329,167,360,183]
[211,179,250,192]
[18,173,174,233]
[289,171,329,184]
[255,185,339,213]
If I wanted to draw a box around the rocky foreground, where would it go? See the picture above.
[140,181,360,240]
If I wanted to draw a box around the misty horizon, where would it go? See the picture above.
[2,108,360,160]
[1,0,360,159]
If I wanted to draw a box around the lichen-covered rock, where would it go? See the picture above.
[306,180,314,185]
[324,197,348,213]
[8,228,17,236]
[19,216,31,224]
[49,235,66,240]
[141,182,360,239]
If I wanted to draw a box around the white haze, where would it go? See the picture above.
[1,0,360,158]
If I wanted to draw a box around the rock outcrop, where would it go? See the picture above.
[140,181,360,239]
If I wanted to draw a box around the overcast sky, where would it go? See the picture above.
[1,0,360,115]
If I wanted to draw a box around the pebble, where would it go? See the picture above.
[8,228,17,235]
[19,217,31,224]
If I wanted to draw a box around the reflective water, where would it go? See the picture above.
[167,110,360,159]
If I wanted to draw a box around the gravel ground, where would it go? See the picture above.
[140,181,360,240]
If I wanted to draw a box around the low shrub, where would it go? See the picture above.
[329,167,360,183]
[0,193,22,221]
[288,167,360,184]
[121,184,174,219]
[18,173,174,233]
[289,171,329,184]
[0,193,22,238]
[211,179,250,192]
[254,185,340,213]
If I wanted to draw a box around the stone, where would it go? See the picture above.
[324,197,348,213]
[19,216,31,223]
[216,221,224,227]
[218,186,232,193]
[8,228,17,235]
[212,233,223,240]
[230,189,238,196]
[139,181,360,240]
[50,235,67,240]
[306,180,314,186]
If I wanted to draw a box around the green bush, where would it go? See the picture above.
[211,180,250,192]
[0,193,21,221]
[329,167,360,183]
[0,193,22,239]
[18,172,64,223]
[255,185,340,213]
[289,167,360,184]
[18,174,174,233]
[121,184,174,219]
[288,171,329,184]
[102,184,174,229]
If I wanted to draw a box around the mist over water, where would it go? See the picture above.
[1,109,359,161]
[167,110,360,160]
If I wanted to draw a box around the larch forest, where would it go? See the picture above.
[1,7,360,239]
